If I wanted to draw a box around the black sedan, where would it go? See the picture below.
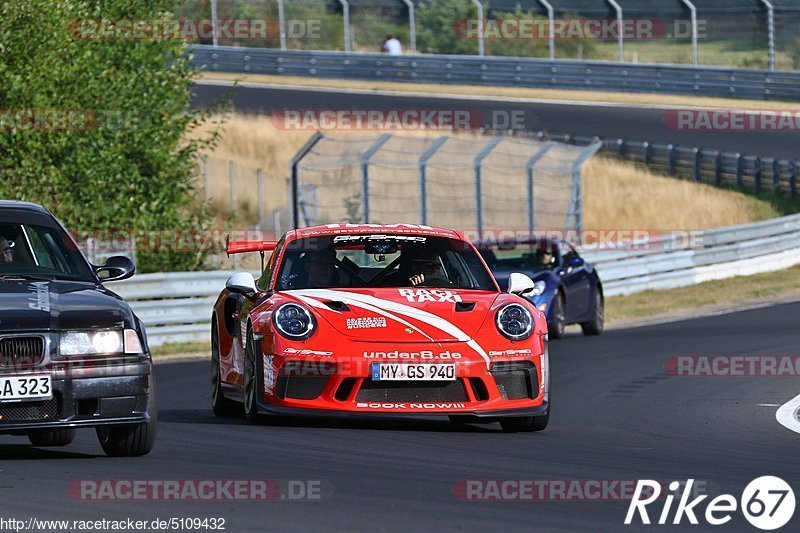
[479,239,604,339]
[0,201,155,456]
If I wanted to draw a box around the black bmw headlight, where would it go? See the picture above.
[273,303,316,340]
[496,303,533,341]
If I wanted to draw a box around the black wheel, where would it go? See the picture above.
[28,428,75,447]
[96,399,157,457]
[548,292,566,339]
[581,288,605,336]
[448,415,469,425]
[242,329,261,424]
[499,410,549,433]
[211,324,238,417]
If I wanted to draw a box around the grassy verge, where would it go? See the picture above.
[606,264,800,322]
[151,341,208,358]
[199,72,800,111]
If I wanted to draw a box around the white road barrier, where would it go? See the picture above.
[108,213,800,346]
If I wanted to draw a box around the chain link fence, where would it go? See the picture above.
[290,132,601,240]
[179,0,800,70]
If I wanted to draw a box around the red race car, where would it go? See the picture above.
[211,224,550,432]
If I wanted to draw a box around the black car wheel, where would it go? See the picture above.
[28,428,75,447]
[211,324,239,417]
[243,330,261,424]
[581,288,605,336]
[499,411,549,433]
[548,291,566,339]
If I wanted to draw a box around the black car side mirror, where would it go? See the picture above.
[566,256,584,268]
[95,255,136,282]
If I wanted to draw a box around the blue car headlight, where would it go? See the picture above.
[495,303,533,341]
[273,303,316,340]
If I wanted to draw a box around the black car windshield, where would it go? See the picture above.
[479,243,560,272]
[275,235,497,291]
[0,221,95,281]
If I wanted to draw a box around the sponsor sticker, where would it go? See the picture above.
[398,289,462,303]
[346,317,387,330]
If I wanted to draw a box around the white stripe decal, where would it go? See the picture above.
[291,289,492,368]
[293,294,435,342]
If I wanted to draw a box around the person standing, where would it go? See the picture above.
[382,34,403,56]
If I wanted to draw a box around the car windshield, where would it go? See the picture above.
[0,220,95,281]
[479,243,560,273]
[275,235,497,291]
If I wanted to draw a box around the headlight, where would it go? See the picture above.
[530,281,547,297]
[273,303,316,340]
[496,304,533,341]
[60,330,123,356]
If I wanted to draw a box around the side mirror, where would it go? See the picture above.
[566,256,584,268]
[95,256,135,282]
[507,272,536,295]
[226,272,257,298]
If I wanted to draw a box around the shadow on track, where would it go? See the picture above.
[158,408,501,432]
[0,444,100,460]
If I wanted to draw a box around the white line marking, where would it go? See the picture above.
[196,78,715,112]
[758,403,780,407]
[776,393,800,435]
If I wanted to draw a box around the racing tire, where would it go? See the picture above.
[242,330,261,424]
[27,428,75,447]
[96,400,157,457]
[548,292,566,340]
[211,324,239,417]
[581,288,604,336]
[499,413,549,433]
[448,415,470,425]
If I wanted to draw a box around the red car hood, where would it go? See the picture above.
[283,288,500,343]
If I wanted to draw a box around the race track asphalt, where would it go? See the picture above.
[191,82,800,160]
[3,302,799,532]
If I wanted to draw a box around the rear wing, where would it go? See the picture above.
[225,235,278,257]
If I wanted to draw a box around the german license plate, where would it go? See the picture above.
[0,375,53,401]
[371,363,456,381]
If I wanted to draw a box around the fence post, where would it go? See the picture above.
[667,144,676,175]
[642,142,651,166]
[569,142,603,242]
[418,136,448,225]
[715,151,723,185]
[693,148,701,181]
[257,168,265,227]
[210,0,219,48]
[616,138,625,159]
[290,132,324,229]
[360,134,392,224]
[401,0,416,54]
[790,161,798,197]
[228,161,235,212]
[761,0,775,70]
[473,137,503,240]
[538,0,555,60]
[278,0,287,50]
[754,157,762,194]
[772,159,781,193]
[338,0,351,52]
[469,0,484,56]
[735,153,743,189]
[525,142,555,238]
[606,0,624,62]
[680,0,699,66]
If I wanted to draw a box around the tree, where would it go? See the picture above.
[0,0,215,272]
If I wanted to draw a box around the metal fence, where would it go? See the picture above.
[109,212,800,346]
[288,132,601,237]
[187,1,800,70]
[190,45,800,101]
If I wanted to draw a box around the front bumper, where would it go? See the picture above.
[0,357,153,433]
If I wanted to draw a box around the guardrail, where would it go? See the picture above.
[497,130,798,198]
[109,213,800,346]
[189,45,800,101]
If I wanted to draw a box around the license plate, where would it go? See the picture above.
[0,375,53,402]
[371,363,456,381]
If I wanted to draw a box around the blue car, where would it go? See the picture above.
[478,239,604,339]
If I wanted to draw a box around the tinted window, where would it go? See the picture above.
[0,221,94,281]
[276,235,497,291]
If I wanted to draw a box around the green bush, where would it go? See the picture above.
[0,0,216,272]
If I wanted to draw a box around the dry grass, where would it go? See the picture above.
[193,113,777,231]
[606,264,800,322]
[199,72,800,112]
[583,158,778,231]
